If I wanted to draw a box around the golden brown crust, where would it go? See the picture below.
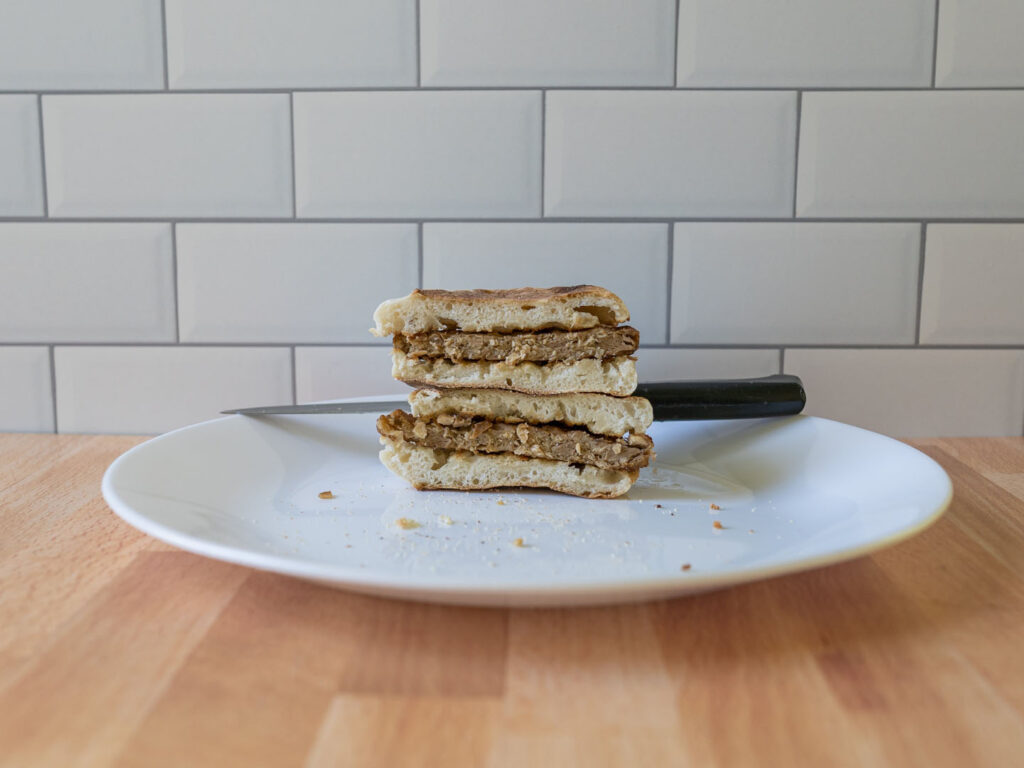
[373,284,629,335]
[414,285,616,303]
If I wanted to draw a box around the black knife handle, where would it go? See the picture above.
[633,374,805,421]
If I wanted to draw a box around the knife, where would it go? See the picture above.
[222,374,805,421]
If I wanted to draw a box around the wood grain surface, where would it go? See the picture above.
[1,433,1023,767]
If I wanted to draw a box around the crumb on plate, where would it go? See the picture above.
[713,520,724,530]
[396,517,421,530]
[710,503,721,511]
[318,490,334,500]
[681,563,692,571]
[513,537,525,548]
[439,515,454,526]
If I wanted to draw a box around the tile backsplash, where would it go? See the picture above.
[0,96,44,215]
[293,90,542,217]
[1,0,1022,437]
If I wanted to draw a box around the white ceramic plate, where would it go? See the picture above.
[102,400,952,607]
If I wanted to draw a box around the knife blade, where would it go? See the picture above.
[222,374,805,421]
[221,400,407,416]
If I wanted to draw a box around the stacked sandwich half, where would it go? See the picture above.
[372,286,654,498]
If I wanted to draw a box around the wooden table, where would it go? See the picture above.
[2,434,1023,767]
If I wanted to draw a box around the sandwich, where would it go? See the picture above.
[372,286,653,499]
[377,388,653,499]
[371,286,638,396]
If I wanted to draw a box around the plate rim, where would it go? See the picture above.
[101,405,953,601]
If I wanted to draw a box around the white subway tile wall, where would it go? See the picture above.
[935,0,1024,87]
[176,223,418,342]
[0,224,175,342]
[784,349,1024,438]
[293,91,542,218]
[0,96,44,215]
[676,0,935,87]
[166,0,417,89]
[0,0,164,90]
[545,90,796,217]
[671,223,921,345]
[42,94,293,218]
[919,225,1024,345]
[637,349,781,383]
[295,347,411,404]
[421,0,676,87]
[0,348,54,433]
[796,91,1024,219]
[54,347,293,434]
[0,2,1021,436]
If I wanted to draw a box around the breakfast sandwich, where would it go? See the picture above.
[372,286,653,499]
[371,286,638,396]
[377,388,653,499]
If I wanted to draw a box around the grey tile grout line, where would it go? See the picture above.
[290,347,297,405]
[672,0,681,88]
[915,223,928,343]
[17,342,308,350]
[791,91,802,216]
[159,0,170,90]
[636,343,1024,350]
[417,222,424,288]
[35,95,49,217]
[5,216,1024,225]
[414,0,421,87]
[288,92,297,218]
[48,345,58,434]
[171,223,180,342]
[664,223,673,344]
[7,86,1024,94]
[539,90,546,216]
[9,341,1024,350]
[931,0,941,88]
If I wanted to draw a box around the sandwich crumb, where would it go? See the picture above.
[513,537,525,548]
[681,563,692,571]
[496,499,506,506]
[709,503,721,511]
[318,490,334,499]
[748,529,755,534]
[396,517,421,530]
[713,520,724,530]
[439,515,454,526]
[655,503,663,509]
